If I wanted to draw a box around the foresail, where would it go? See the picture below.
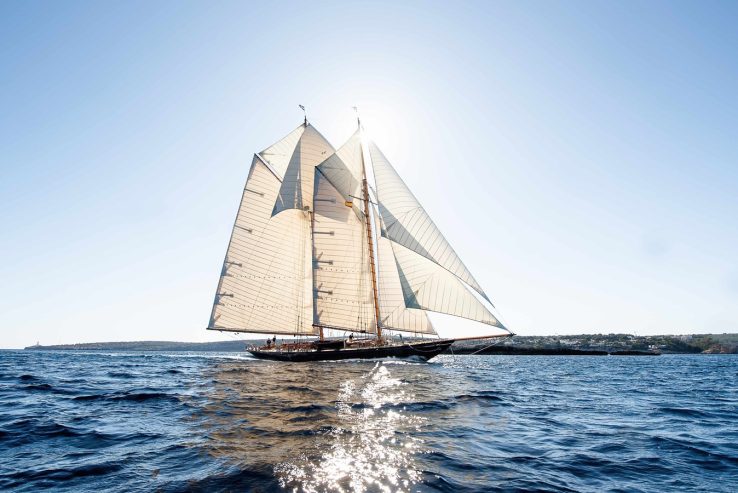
[258,124,305,179]
[376,234,436,335]
[391,242,505,328]
[209,156,315,335]
[273,124,334,216]
[369,142,492,303]
[312,170,376,333]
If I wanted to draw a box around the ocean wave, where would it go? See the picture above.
[21,383,54,391]
[656,406,711,419]
[0,462,122,489]
[106,371,136,379]
[73,391,180,403]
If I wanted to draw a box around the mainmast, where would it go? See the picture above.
[356,109,383,341]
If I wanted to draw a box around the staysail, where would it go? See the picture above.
[391,241,504,328]
[376,234,436,334]
[368,142,492,303]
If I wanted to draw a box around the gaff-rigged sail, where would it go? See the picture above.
[312,170,375,333]
[368,142,492,303]
[208,156,315,335]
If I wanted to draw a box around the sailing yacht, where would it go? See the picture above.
[207,113,511,361]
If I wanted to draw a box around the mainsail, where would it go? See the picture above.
[207,119,509,339]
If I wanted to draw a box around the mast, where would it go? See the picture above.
[309,206,325,341]
[356,109,383,341]
[298,104,323,341]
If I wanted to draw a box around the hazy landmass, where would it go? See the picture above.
[23,340,250,352]
[23,333,738,354]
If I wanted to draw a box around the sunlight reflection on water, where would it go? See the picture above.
[201,360,427,493]
[276,363,424,492]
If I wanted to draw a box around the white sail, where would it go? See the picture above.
[208,121,510,340]
[258,124,305,179]
[312,170,376,333]
[368,142,492,303]
[376,234,436,335]
[316,130,363,203]
[391,242,504,328]
[273,124,334,215]
[209,156,315,335]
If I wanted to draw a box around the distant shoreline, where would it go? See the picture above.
[22,341,658,356]
[22,332,738,355]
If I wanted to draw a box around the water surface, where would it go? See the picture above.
[1,351,736,492]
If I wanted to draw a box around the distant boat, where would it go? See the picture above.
[206,112,511,361]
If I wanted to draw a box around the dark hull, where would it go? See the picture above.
[248,340,454,362]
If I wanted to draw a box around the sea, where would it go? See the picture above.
[0,351,736,492]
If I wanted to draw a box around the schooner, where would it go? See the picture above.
[207,112,512,361]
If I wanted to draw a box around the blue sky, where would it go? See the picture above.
[1,1,736,347]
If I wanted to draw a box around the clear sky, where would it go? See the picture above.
[1,1,737,348]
